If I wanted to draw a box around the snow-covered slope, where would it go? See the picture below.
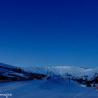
[0,63,98,98]
[25,65,97,78]
[0,79,98,98]
[0,63,98,82]
[0,63,47,81]
[0,63,97,78]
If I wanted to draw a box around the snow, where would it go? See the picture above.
[0,63,98,98]
[0,79,98,98]
[0,63,97,79]
[24,65,97,78]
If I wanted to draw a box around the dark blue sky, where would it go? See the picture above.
[0,0,98,67]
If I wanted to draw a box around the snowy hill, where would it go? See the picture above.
[25,65,97,80]
[0,63,47,82]
[1,63,98,87]
[25,65,94,76]
[0,63,98,98]
[0,79,98,98]
[0,63,96,79]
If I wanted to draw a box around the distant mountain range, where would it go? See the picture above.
[0,63,98,87]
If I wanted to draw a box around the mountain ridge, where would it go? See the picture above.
[0,63,98,87]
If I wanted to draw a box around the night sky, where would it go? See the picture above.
[0,0,98,67]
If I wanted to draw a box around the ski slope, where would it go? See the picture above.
[0,79,98,98]
[0,63,98,98]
